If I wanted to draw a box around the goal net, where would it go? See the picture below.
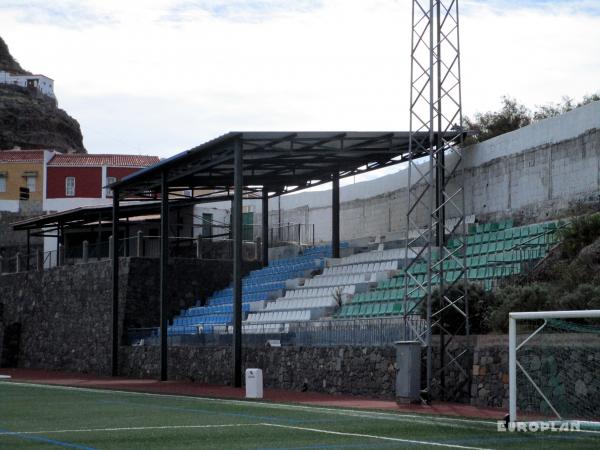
[509,310,600,429]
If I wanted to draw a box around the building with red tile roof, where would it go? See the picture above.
[45,153,160,211]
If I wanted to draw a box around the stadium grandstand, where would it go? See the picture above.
[2,0,600,447]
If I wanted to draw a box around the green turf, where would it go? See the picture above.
[0,382,599,449]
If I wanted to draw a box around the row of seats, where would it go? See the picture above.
[337,301,419,318]
[332,248,407,266]
[210,292,270,306]
[451,221,559,248]
[173,314,231,326]
[323,260,398,276]
[304,273,370,288]
[264,297,338,311]
[183,303,251,317]
[246,310,311,323]
[248,259,323,277]
[284,286,351,299]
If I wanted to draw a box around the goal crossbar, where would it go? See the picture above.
[508,310,600,424]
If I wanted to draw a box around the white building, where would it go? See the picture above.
[0,71,55,98]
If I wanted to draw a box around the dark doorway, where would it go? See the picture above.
[1,323,21,368]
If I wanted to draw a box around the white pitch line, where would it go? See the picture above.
[261,423,495,450]
[0,423,259,436]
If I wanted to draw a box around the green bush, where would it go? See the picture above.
[558,213,600,259]
[557,283,600,310]
[489,284,554,332]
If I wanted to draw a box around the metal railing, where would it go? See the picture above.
[269,223,315,247]
[0,233,260,275]
[127,316,426,347]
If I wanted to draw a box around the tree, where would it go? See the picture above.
[464,97,531,144]
[464,92,600,144]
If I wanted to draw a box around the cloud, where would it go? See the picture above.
[0,0,114,28]
[0,0,598,171]
[164,0,323,23]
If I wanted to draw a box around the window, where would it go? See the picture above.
[26,175,36,193]
[65,177,76,197]
[106,176,116,197]
[0,175,6,193]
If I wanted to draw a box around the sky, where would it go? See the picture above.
[1,0,599,187]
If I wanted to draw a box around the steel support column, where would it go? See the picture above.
[232,139,243,388]
[332,172,340,258]
[404,0,468,402]
[160,171,169,381]
[111,190,120,377]
[261,186,269,267]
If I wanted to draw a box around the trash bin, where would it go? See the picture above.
[394,341,421,404]
[245,368,263,399]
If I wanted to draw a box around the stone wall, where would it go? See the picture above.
[120,345,398,398]
[0,211,43,266]
[0,257,260,374]
[0,259,124,374]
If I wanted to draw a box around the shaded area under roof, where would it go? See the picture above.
[11,200,200,232]
[111,131,443,199]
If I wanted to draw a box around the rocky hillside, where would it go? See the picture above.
[0,36,85,153]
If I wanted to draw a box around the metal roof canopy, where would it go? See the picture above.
[107,129,455,388]
[11,199,203,232]
[111,131,439,199]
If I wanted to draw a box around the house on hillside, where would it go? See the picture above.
[0,71,55,98]
[0,149,54,213]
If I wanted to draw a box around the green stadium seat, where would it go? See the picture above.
[385,302,395,315]
[392,302,403,315]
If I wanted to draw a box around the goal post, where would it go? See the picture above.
[509,310,600,429]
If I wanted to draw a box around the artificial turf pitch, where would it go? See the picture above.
[0,381,598,449]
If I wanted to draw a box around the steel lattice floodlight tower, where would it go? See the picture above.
[403,0,470,401]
